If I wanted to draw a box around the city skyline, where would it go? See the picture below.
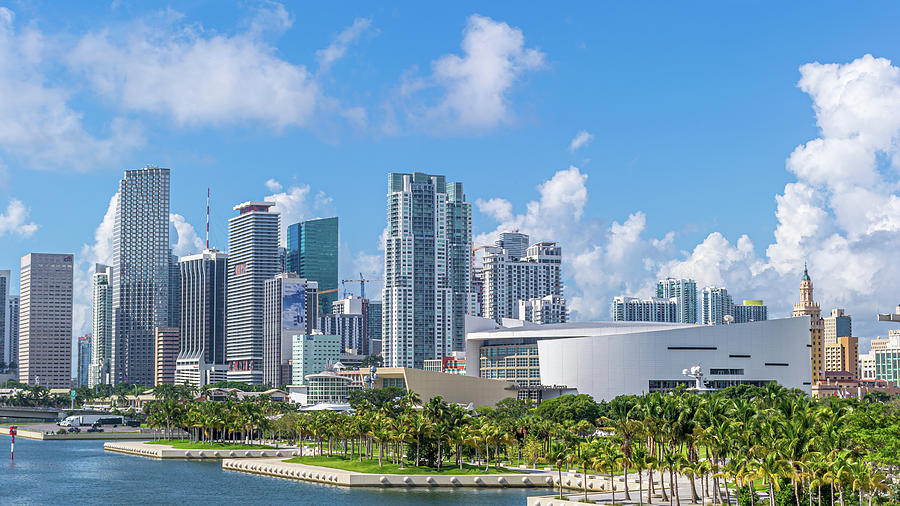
[3,3,900,349]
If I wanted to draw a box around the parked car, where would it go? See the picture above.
[86,426,103,433]
[66,427,81,433]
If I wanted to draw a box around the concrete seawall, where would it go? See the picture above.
[223,458,558,488]
[5,428,153,441]
[104,441,301,459]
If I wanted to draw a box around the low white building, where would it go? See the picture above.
[465,315,811,401]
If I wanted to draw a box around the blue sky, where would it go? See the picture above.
[3,1,900,346]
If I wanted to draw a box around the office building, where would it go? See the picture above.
[859,353,876,380]
[494,230,530,260]
[154,327,179,386]
[227,201,280,384]
[175,250,228,387]
[383,172,472,368]
[332,296,373,354]
[112,167,170,386]
[824,335,859,379]
[76,335,91,387]
[7,295,18,368]
[657,278,697,324]
[466,315,812,402]
[792,265,824,383]
[366,301,381,355]
[168,251,181,330]
[286,217,339,315]
[483,237,564,323]
[824,308,852,346]
[423,351,466,375]
[700,286,733,325]
[0,270,9,367]
[611,296,678,323]
[292,333,341,385]
[732,300,768,323]
[519,294,567,324]
[18,253,74,388]
[875,348,900,387]
[263,273,318,386]
[89,264,112,387]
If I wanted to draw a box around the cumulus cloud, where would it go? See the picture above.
[396,14,544,131]
[265,178,283,192]
[67,5,322,129]
[169,213,204,256]
[0,8,143,170]
[569,130,593,152]
[264,179,337,246]
[73,193,118,334]
[316,17,372,72]
[0,199,38,237]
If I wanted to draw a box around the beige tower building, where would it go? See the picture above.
[824,335,859,379]
[792,265,823,383]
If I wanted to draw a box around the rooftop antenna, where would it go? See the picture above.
[206,188,210,250]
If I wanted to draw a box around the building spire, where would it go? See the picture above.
[802,262,810,281]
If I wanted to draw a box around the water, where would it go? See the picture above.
[0,437,549,505]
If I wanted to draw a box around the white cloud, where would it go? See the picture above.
[397,14,544,131]
[169,213,204,256]
[73,192,118,334]
[0,9,143,170]
[67,5,322,129]
[0,199,38,238]
[265,178,283,192]
[569,130,593,152]
[316,17,372,72]
[264,179,336,246]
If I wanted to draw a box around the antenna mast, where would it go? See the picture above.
[206,187,210,250]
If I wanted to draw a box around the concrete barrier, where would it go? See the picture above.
[103,441,297,460]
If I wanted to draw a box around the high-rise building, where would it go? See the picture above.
[89,264,112,387]
[793,265,823,383]
[263,273,318,386]
[657,278,697,324]
[366,301,381,355]
[494,231,529,260]
[859,352,876,380]
[483,238,564,324]
[154,327,179,386]
[383,173,472,368]
[701,286,733,325]
[226,201,280,384]
[824,335,859,379]
[291,333,341,385]
[732,300,768,323]
[319,313,364,352]
[18,253,74,388]
[168,251,181,329]
[176,250,228,387]
[0,270,9,367]
[76,335,91,387]
[611,296,678,322]
[824,309,852,346]
[519,294,567,324]
[286,217,339,316]
[7,296,18,368]
[112,167,170,386]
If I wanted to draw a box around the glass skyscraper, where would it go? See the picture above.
[89,264,112,387]
[176,249,227,387]
[112,167,170,386]
[657,277,698,324]
[286,217,338,315]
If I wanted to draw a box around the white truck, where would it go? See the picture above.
[58,414,124,427]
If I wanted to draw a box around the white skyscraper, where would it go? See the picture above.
[701,286,733,325]
[7,296,18,369]
[657,278,698,324]
[227,201,280,384]
[482,237,564,323]
[89,264,112,387]
[383,173,472,369]
[112,167,170,385]
[611,296,678,322]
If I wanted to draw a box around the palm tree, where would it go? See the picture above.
[753,448,795,506]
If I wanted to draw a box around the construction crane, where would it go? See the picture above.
[341,273,382,300]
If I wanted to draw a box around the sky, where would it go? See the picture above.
[2,1,900,352]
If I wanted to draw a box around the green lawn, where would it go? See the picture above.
[283,455,522,475]
[146,439,273,450]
